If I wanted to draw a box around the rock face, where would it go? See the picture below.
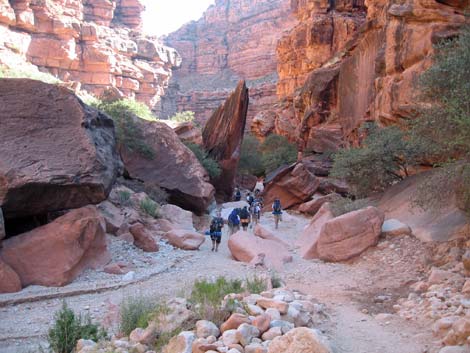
[263,163,320,210]
[0,206,109,288]
[120,118,215,214]
[0,0,180,110]
[298,205,385,262]
[253,0,468,152]
[228,231,292,269]
[161,0,297,125]
[378,172,470,242]
[0,79,120,220]
[202,80,249,200]
[0,259,22,294]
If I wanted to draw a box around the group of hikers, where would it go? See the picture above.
[208,186,283,252]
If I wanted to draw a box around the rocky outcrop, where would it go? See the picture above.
[0,0,180,110]
[228,230,292,269]
[0,259,22,294]
[263,163,320,210]
[378,172,470,242]
[120,118,215,214]
[253,0,468,153]
[0,79,120,220]
[299,205,384,262]
[0,206,109,288]
[202,80,249,200]
[161,0,297,125]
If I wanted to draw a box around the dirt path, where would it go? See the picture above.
[0,211,435,353]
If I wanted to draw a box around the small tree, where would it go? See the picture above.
[331,124,422,197]
[260,134,297,173]
[184,142,221,179]
[169,111,196,124]
[238,135,265,176]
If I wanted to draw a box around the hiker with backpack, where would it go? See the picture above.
[239,206,250,231]
[251,201,261,225]
[246,193,254,207]
[272,198,283,229]
[234,187,241,202]
[227,208,240,235]
[210,211,225,252]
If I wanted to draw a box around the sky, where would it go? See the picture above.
[141,0,215,36]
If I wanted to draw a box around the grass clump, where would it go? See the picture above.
[48,302,106,353]
[91,98,156,159]
[169,111,195,124]
[245,275,267,294]
[119,296,156,336]
[140,197,159,218]
[184,142,222,179]
[117,190,131,206]
[270,272,283,289]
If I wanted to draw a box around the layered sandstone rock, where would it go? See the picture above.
[0,79,120,220]
[255,0,468,152]
[203,80,249,200]
[0,206,109,288]
[119,118,215,214]
[0,0,180,110]
[161,0,297,125]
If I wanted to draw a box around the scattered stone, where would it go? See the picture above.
[163,331,196,353]
[129,223,159,252]
[236,323,260,346]
[130,324,157,345]
[221,314,252,333]
[267,327,332,353]
[196,320,220,339]
[256,298,289,314]
[252,314,272,334]
[222,329,240,346]
[262,327,283,341]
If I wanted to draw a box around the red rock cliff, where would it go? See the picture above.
[0,0,180,109]
[161,0,297,125]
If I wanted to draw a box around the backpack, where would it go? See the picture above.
[210,220,217,233]
[247,195,254,203]
[273,200,281,212]
[239,208,249,219]
[228,210,240,225]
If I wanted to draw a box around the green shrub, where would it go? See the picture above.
[410,24,470,213]
[0,66,60,84]
[330,123,422,197]
[139,197,159,218]
[329,197,370,217]
[245,275,267,294]
[144,183,169,204]
[190,277,243,306]
[184,142,222,179]
[118,190,131,205]
[91,99,156,159]
[119,296,156,336]
[169,111,195,124]
[238,135,265,176]
[48,302,106,353]
[260,134,297,174]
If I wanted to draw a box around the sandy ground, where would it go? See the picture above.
[0,211,437,353]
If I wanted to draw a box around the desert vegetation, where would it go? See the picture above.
[184,142,222,178]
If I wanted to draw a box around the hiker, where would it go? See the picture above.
[210,212,225,252]
[251,201,261,225]
[227,208,240,235]
[246,192,254,207]
[272,198,283,229]
[234,187,241,202]
[239,206,250,231]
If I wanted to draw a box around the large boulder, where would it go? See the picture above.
[0,79,121,219]
[0,206,110,287]
[159,204,195,231]
[203,80,249,200]
[253,224,288,247]
[120,118,215,215]
[129,223,159,252]
[228,231,292,269]
[378,172,470,242]
[173,121,203,145]
[164,229,205,250]
[0,259,22,293]
[298,194,339,216]
[298,205,384,262]
[268,327,332,353]
[263,163,320,210]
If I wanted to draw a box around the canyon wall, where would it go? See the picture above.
[161,0,297,124]
[252,0,468,152]
[0,0,180,109]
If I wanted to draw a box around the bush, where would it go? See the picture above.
[0,66,60,84]
[410,24,470,212]
[184,142,222,179]
[48,302,106,353]
[91,99,156,159]
[330,123,422,197]
[245,275,267,294]
[118,190,131,206]
[260,134,297,174]
[169,111,195,124]
[140,197,159,218]
[144,183,169,204]
[119,296,156,336]
[329,197,371,217]
[238,135,265,176]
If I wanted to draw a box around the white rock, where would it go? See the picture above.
[122,271,135,281]
[196,320,220,339]
[381,219,412,236]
